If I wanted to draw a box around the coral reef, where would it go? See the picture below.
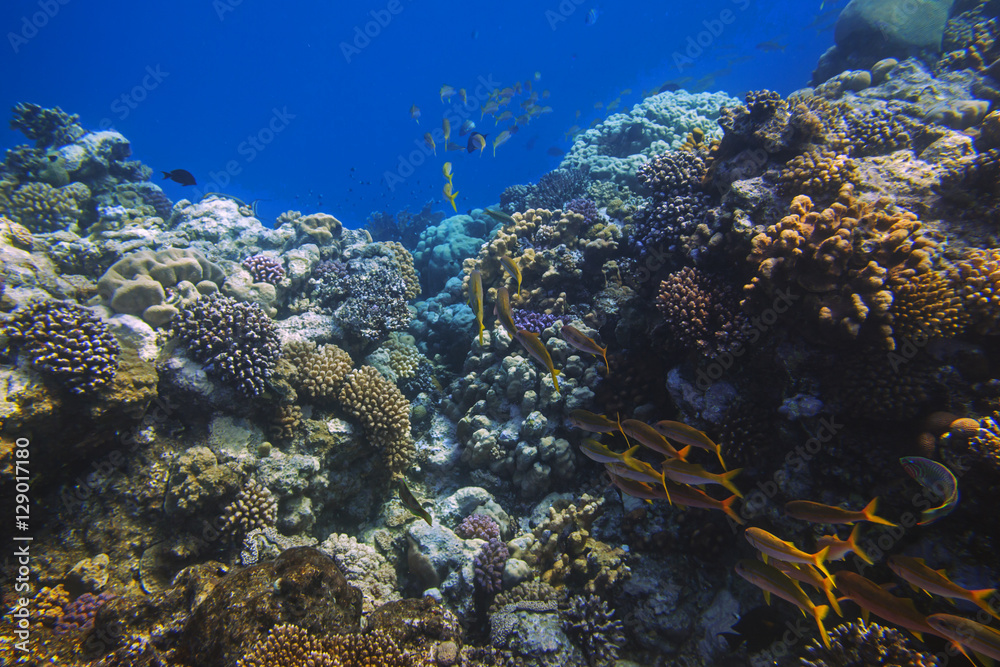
[241,254,285,285]
[9,102,84,147]
[219,479,279,539]
[561,594,626,667]
[455,513,501,541]
[283,340,354,403]
[474,537,510,595]
[53,592,115,633]
[6,181,88,232]
[4,300,120,395]
[169,293,281,397]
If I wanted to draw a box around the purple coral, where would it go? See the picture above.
[54,592,115,633]
[455,513,501,541]
[169,294,281,397]
[242,254,285,285]
[474,537,509,595]
[564,198,600,227]
[511,310,563,334]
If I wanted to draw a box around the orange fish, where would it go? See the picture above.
[785,498,896,527]
[889,556,1000,622]
[816,524,873,564]
[745,528,831,579]
[834,571,942,642]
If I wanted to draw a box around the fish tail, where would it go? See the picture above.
[813,605,831,649]
[822,577,842,616]
[676,445,692,462]
[862,497,897,526]
[716,447,727,471]
[813,546,832,579]
[971,589,1000,620]
[161,171,171,179]
[720,468,743,498]
[847,524,874,565]
[720,495,743,525]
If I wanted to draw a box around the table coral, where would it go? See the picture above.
[169,293,281,397]
[338,365,413,474]
[4,300,120,395]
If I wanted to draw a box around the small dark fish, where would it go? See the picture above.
[658,82,682,93]
[546,146,565,157]
[719,606,788,653]
[756,40,787,52]
[585,8,601,25]
[398,480,432,525]
[467,132,489,154]
[162,169,196,186]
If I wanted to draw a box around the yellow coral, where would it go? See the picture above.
[283,341,353,402]
[955,248,1000,334]
[384,241,421,300]
[338,366,413,474]
[891,271,968,340]
[777,149,858,199]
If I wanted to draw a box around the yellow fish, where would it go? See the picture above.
[484,208,515,226]
[424,132,436,155]
[651,420,725,469]
[443,181,459,212]
[468,269,484,344]
[926,614,1000,662]
[468,131,488,156]
[442,161,453,182]
[459,88,468,104]
[494,286,517,338]
[834,571,940,642]
[559,324,608,376]
[513,329,560,392]
[744,527,832,579]
[567,409,620,433]
[816,524,872,564]
[660,459,743,497]
[889,556,1000,621]
[410,104,421,123]
[499,255,521,294]
[785,498,896,527]
[620,419,687,460]
[579,439,640,465]
[443,118,451,144]
[440,85,456,102]
[735,560,831,649]
[492,130,511,157]
[768,558,842,616]
[398,480,432,525]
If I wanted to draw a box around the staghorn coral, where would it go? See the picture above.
[7,181,88,232]
[744,185,938,349]
[5,300,120,395]
[338,366,413,474]
[455,513,501,541]
[800,620,940,666]
[241,254,285,285]
[219,479,278,538]
[562,594,626,667]
[283,341,354,403]
[474,537,510,595]
[655,266,750,359]
[170,293,281,397]
[776,150,858,200]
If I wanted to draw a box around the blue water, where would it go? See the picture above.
[1,0,840,230]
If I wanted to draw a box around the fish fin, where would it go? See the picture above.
[822,578,842,616]
[813,546,832,579]
[763,590,771,605]
[616,414,631,448]
[813,605,831,649]
[860,608,869,624]
[971,589,1000,620]
[717,448,727,471]
[602,347,609,377]
[862,497,897,527]
[660,478,672,506]
[676,445,692,461]
[721,468,743,498]
[846,524,873,565]
[910,630,924,642]
[161,171,171,179]
[973,651,995,667]
[720,495,743,525]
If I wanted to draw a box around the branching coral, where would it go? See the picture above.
[474,537,510,595]
[237,624,409,667]
[242,254,285,285]
[384,241,421,300]
[776,150,858,200]
[338,366,413,474]
[170,294,281,397]
[219,479,278,539]
[7,181,88,232]
[562,595,626,667]
[283,341,353,403]
[9,103,84,147]
[744,185,938,349]
[456,514,501,541]
[954,248,1000,334]
[655,266,750,359]
[5,300,120,395]
[890,271,969,340]
[800,620,939,666]
[335,263,413,342]
[630,149,712,256]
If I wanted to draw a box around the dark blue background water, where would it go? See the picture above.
[1,0,842,230]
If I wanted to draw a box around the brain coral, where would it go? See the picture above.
[744,184,937,349]
[338,366,413,474]
[170,293,281,397]
[4,300,120,395]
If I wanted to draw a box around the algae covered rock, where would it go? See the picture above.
[836,0,956,56]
